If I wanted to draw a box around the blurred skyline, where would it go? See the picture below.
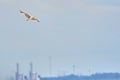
[0,0,120,80]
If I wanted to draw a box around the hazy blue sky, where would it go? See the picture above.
[0,0,120,80]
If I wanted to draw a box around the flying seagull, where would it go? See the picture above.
[20,10,40,22]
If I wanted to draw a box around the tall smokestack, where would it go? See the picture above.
[16,63,19,80]
[17,63,19,73]
[29,62,33,80]
[30,62,33,73]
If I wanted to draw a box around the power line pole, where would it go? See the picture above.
[72,65,75,74]
[49,56,52,76]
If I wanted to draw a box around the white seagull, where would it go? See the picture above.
[20,10,40,22]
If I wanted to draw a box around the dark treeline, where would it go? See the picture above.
[41,73,120,80]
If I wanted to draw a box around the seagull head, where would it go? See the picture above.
[19,10,24,13]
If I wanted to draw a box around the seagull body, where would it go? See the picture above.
[20,10,40,22]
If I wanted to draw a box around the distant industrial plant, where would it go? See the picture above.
[15,63,40,80]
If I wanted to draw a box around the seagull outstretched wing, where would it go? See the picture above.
[20,10,31,19]
[31,17,40,22]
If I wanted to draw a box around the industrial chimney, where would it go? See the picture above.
[29,62,33,80]
[15,63,19,80]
